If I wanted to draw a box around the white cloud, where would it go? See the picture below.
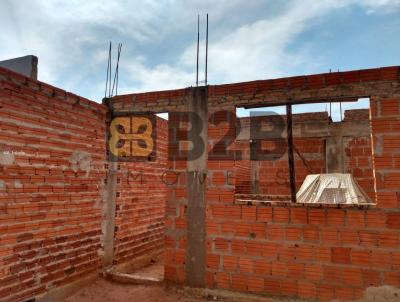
[357,0,400,13]
[0,0,398,104]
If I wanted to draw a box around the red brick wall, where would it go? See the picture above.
[207,202,400,301]
[163,104,398,301]
[256,137,326,195]
[113,117,168,264]
[344,136,375,200]
[204,102,400,301]
[344,109,375,200]
[234,111,373,197]
[370,98,400,209]
[164,112,188,283]
[0,67,107,301]
[234,140,251,194]
[113,67,400,302]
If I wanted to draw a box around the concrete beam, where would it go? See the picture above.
[238,118,370,174]
[237,119,370,140]
[0,55,38,79]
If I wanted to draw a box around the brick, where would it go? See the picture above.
[326,209,345,226]
[231,274,247,291]
[271,262,287,278]
[298,280,316,299]
[241,206,256,220]
[305,263,323,281]
[280,279,298,297]
[253,259,271,275]
[362,269,381,287]
[215,272,230,289]
[256,207,272,222]
[223,255,237,271]
[323,265,342,283]
[342,267,363,286]
[331,247,351,264]
[246,241,264,256]
[206,254,220,270]
[214,238,229,251]
[303,226,319,242]
[387,213,400,229]
[285,226,302,241]
[238,257,253,274]
[371,250,392,270]
[309,209,326,226]
[291,208,307,224]
[278,245,296,261]
[359,231,378,247]
[247,276,264,292]
[274,207,290,223]
[267,225,285,241]
[346,211,365,227]
[335,287,355,301]
[264,277,281,295]
[351,249,371,266]
[321,229,340,244]
[287,262,305,278]
[366,211,387,228]
[340,229,359,245]
[262,242,279,259]
[385,271,400,287]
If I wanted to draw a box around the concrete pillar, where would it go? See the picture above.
[102,157,118,268]
[0,55,38,79]
[250,160,260,194]
[326,136,344,173]
[185,87,208,287]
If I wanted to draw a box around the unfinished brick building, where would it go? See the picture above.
[0,62,399,302]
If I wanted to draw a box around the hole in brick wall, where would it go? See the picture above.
[235,98,375,205]
[234,106,291,202]
[110,111,168,282]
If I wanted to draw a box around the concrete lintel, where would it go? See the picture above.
[237,119,370,141]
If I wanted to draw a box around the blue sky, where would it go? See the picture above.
[0,0,399,120]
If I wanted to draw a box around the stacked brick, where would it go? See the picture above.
[1,62,398,302]
[204,104,399,300]
[207,201,400,301]
[0,67,107,301]
[164,111,189,284]
[370,98,400,209]
[344,136,375,200]
[233,140,251,194]
[153,68,399,301]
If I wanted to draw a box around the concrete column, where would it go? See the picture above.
[0,55,38,79]
[185,87,208,287]
[326,136,344,173]
[250,160,260,194]
[102,158,118,268]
